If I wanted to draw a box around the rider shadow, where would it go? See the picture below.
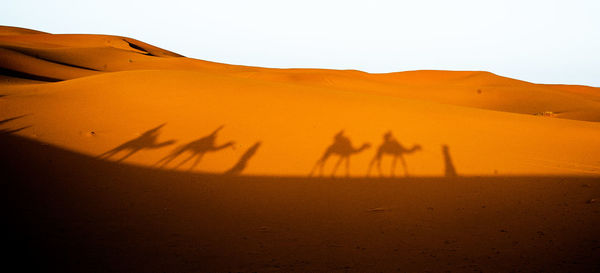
[155,125,235,171]
[98,123,176,163]
[367,131,422,177]
[309,130,371,177]
[224,141,261,176]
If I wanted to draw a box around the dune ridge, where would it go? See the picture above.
[2,26,599,121]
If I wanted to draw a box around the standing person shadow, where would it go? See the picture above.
[367,131,422,177]
[98,123,175,162]
[224,141,261,176]
[309,130,371,178]
[442,144,457,177]
[155,125,235,170]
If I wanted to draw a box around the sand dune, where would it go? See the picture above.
[0,25,48,35]
[2,26,600,118]
[2,25,600,272]
[2,26,600,177]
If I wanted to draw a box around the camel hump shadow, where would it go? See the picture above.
[367,131,421,177]
[98,123,176,162]
[309,130,371,177]
[225,141,261,176]
[155,125,235,171]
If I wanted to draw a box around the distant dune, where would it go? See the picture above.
[1,26,600,177]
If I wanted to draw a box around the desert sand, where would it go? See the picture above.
[1,26,599,272]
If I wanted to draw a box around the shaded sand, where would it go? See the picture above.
[4,133,600,272]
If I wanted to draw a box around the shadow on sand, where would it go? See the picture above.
[0,115,31,135]
[309,130,371,177]
[224,141,261,176]
[367,131,421,177]
[442,144,458,177]
[0,115,28,125]
[98,123,176,162]
[155,126,235,171]
[3,132,600,272]
[0,126,31,135]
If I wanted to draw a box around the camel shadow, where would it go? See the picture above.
[442,144,457,177]
[367,131,421,177]
[224,141,261,176]
[98,123,176,163]
[310,130,371,177]
[155,125,235,171]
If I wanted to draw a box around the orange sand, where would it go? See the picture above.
[2,26,600,177]
[2,26,600,273]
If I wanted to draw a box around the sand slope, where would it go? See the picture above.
[1,26,600,177]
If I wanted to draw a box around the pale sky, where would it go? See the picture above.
[3,0,600,86]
